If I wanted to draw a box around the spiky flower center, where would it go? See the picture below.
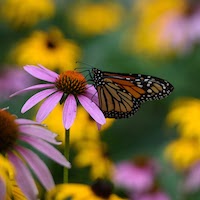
[55,71,87,95]
[0,110,19,153]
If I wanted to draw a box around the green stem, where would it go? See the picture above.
[63,128,70,183]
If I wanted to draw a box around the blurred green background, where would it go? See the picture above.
[1,0,200,199]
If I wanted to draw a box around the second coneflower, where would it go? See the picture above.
[10,64,106,130]
[0,109,70,199]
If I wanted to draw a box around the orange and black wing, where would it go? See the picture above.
[92,68,174,119]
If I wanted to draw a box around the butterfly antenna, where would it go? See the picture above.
[76,61,94,69]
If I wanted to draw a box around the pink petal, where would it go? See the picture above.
[84,84,99,105]
[19,125,61,145]
[8,152,38,199]
[24,65,58,82]
[10,83,55,97]
[20,135,71,168]
[0,178,6,200]
[38,64,59,79]
[36,91,63,122]
[96,123,102,130]
[78,95,106,125]
[63,94,77,130]
[16,146,55,190]
[183,162,200,192]
[21,88,57,113]
[15,118,42,125]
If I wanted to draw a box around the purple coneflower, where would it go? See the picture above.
[183,161,200,193]
[160,4,200,54]
[0,109,71,199]
[113,157,158,193]
[0,66,35,101]
[10,64,106,129]
[132,190,170,200]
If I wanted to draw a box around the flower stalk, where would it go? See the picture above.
[64,128,70,183]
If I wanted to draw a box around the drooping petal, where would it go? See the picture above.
[8,152,38,200]
[96,123,102,131]
[19,125,61,145]
[10,83,55,97]
[78,95,106,125]
[36,91,63,122]
[21,88,57,113]
[0,178,6,200]
[16,146,55,190]
[84,84,99,105]
[15,118,42,125]
[20,135,71,168]
[24,65,58,82]
[63,94,77,130]
[38,64,59,79]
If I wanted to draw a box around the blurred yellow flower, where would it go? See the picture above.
[43,105,114,145]
[10,182,27,200]
[70,2,124,36]
[0,155,26,200]
[46,183,126,200]
[0,155,14,197]
[74,140,113,179]
[167,98,200,139]
[165,138,200,170]
[1,0,54,28]
[11,28,81,71]
[124,0,186,57]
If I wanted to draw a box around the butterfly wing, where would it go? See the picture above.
[92,68,174,119]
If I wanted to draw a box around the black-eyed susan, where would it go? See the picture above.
[0,109,70,199]
[69,2,124,36]
[10,29,81,71]
[46,179,127,200]
[166,98,200,139]
[0,155,15,199]
[74,140,113,179]
[165,137,200,170]
[124,0,187,57]
[0,155,27,199]
[1,0,55,28]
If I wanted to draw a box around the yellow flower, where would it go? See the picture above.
[124,0,186,57]
[74,140,113,179]
[0,155,26,200]
[0,155,14,196]
[70,2,124,36]
[10,28,81,71]
[1,0,54,28]
[43,105,114,145]
[166,98,200,139]
[9,181,27,200]
[165,138,200,170]
[46,183,126,200]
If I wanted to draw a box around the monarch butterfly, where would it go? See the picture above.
[91,68,174,119]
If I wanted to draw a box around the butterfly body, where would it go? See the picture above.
[91,68,174,119]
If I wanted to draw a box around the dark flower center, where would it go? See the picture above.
[91,179,113,199]
[55,71,87,96]
[183,0,198,17]
[46,39,57,49]
[0,110,19,153]
[133,156,150,167]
